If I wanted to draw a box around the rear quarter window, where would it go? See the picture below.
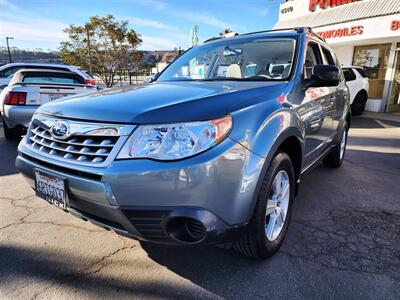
[321,47,335,66]
[355,68,368,78]
[343,68,356,82]
[0,67,23,78]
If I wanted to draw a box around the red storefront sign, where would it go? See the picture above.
[309,0,356,12]
[316,26,364,39]
[391,20,400,31]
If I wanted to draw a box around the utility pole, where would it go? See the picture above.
[85,26,93,75]
[5,37,14,63]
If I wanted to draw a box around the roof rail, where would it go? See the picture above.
[204,32,239,44]
[204,36,224,43]
[240,27,325,42]
[204,27,325,44]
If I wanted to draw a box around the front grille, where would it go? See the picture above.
[25,115,133,166]
[28,123,117,164]
[122,209,171,241]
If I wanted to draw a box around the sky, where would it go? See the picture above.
[0,0,282,51]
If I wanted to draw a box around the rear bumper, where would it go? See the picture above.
[16,137,264,245]
[2,105,38,129]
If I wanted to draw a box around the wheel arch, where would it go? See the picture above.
[356,89,368,100]
[276,135,303,188]
[245,126,304,222]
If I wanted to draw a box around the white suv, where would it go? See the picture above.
[0,63,96,89]
[342,66,369,115]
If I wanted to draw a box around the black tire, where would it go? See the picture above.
[323,123,348,168]
[233,152,295,259]
[351,92,367,115]
[2,118,21,140]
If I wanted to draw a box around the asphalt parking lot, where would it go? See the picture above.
[0,114,399,299]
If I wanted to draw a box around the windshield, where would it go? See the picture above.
[157,38,296,82]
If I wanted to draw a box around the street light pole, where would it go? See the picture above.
[85,26,93,75]
[5,37,14,63]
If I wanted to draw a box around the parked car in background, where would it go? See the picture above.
[0,63,96,90]
[342,66,369,115]
[16,27,351,259]
[1,69,96,140]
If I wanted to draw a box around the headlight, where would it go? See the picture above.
[117,115,232,160]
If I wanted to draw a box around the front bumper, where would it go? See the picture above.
[2,105,39,129]
[16,136,265,245]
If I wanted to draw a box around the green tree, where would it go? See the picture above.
[59,15,142,87]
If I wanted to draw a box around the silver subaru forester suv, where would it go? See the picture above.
[16,28,351,259]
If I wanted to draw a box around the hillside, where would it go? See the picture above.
[0,47,179,67]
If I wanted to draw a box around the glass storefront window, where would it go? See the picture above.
[388,43,400,112]
[353,43,391,99]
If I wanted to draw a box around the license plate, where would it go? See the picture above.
[48,94,69,101]
[35,170,66,209]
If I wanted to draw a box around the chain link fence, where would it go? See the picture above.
[95,69,154,89]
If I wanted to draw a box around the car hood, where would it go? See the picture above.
[38,81,287,124]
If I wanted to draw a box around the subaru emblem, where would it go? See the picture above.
[51,121,69,139]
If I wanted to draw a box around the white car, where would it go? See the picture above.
[342,66,369,115]
[0,69,96,139]
[0,63,96,90]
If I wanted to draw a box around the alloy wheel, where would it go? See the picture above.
[265,170,290,242]
[340,129,347,160]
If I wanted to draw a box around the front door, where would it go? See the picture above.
[297,42,334,168]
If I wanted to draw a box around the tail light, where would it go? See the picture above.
[3,92,27,105]
[85,79,96,86]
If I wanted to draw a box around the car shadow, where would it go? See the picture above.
[0,125,20,176]
[350,115,400,129]
[0,244,206,298]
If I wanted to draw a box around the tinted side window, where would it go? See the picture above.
[343,68,356,82]
[321,47,335,66]
[0,67,22,78]
[355,68,368,78]
[304,43,322,79]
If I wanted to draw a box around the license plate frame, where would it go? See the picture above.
[34,170,66,210]
[48,94,69,101]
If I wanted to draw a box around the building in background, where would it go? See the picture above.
[275,0,400,113]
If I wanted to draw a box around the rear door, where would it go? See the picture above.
[321,46,345,135]
[298,42,334,167]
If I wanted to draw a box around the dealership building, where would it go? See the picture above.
[275,0,400,113]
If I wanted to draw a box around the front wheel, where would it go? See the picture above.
[351,93,367,115]
[234,152,295,259]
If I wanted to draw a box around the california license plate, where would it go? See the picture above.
[35,170,66,209]
[48,94,69,101]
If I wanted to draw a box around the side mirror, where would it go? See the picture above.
[304,65,340,89]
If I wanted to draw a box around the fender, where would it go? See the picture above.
[230,105,305,160]
[245,118,304,222]
[230,103,305,223]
